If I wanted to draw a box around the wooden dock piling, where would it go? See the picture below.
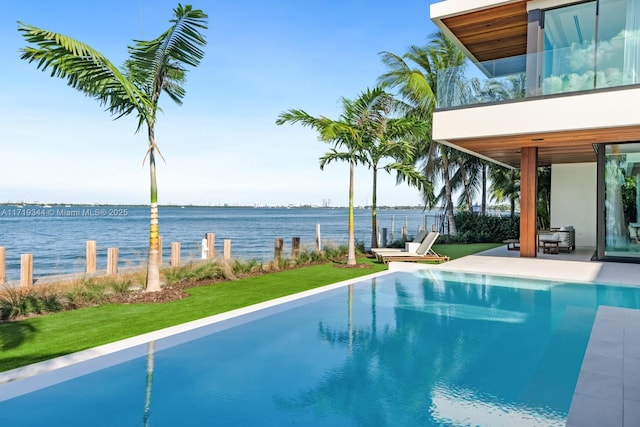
[171,242,181,266]
[107,248,118,275]
[0,247,5,284]
[207,232,215,259]
[274,238,283,261]
[292,237,300,258]
[20,254,33,287]
[223,239,231,260]
[86,240,96,274]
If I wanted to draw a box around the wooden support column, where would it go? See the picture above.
[520,147,538,257]
[223,239,231,260]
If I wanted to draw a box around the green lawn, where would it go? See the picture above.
[0,243,500,373]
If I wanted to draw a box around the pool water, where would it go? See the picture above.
[2,270,640,426]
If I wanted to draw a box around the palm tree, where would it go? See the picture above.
[351,88,430,248]
[379,32,469,234]
[537,166,552,229]
[277,90,381,265]
[450,152,483,212]
[18,4,208,291]
[490,166,520,218]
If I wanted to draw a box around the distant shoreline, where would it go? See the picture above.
[0,203,430,210]
[0,203,511,211]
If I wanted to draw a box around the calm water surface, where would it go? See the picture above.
[0,206,436,280]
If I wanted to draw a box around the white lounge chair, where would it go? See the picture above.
[376,232,449,264]
[371,229,428,254]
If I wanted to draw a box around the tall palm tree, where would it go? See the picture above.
[379,32,468,234]
[18,4,208,291]
[353,88,430,248]
[277,90,381,265]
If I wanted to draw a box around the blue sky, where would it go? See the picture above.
[2,0,439,206]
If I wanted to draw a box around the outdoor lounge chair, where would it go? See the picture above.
[371,229,428,254]
[376,232,449,264]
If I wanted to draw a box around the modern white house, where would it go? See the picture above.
[430,0,640,262]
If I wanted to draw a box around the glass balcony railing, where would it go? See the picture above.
[436,32,640,109]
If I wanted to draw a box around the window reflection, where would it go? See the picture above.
[542,0,640,95]
[604,143,640,257]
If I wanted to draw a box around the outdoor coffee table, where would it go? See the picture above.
[503,239,520,250]
[539,239,560,254]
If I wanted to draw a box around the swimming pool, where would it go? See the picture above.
[2,269,640,426]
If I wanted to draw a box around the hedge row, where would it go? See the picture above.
[439,211,519,244]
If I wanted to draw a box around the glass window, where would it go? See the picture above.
[541,0,639,94]
[604,143,640,258]
[542,1,597,94]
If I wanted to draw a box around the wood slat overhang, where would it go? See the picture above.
[443,125,640,167]
[441,1,529,63]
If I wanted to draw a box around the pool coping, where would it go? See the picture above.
[565,306,640,427]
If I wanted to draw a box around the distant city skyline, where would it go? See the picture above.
[1,0,439,207]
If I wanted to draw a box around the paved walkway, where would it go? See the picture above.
[390,245,640,287]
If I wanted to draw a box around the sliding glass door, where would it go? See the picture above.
[603,143,640,259]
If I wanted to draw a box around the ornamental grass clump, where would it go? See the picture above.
[64,279,108,308]
[0,286,64,321]
[229,258,262,275]
[163,262,227,285]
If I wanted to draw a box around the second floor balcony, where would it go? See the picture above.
[437,31,640,110]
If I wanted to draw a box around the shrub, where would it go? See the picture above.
[448,211,520,243]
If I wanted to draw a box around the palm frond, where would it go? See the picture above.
[127,4,207,107]
[18,22,150,120]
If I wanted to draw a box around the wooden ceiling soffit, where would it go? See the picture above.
[441,1,528,63]
[441,124,640,167]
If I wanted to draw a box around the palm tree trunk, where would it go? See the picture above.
[481,164,487,216]
[347,161,357,265]
[146,129,161,292]
[461,165,473,212]
[370,167,379,249]
[442,153,457,234]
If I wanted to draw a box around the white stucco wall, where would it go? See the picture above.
[550,163,597,247]
[433,88,640,143]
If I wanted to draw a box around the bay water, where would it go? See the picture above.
[0,206,439,281]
